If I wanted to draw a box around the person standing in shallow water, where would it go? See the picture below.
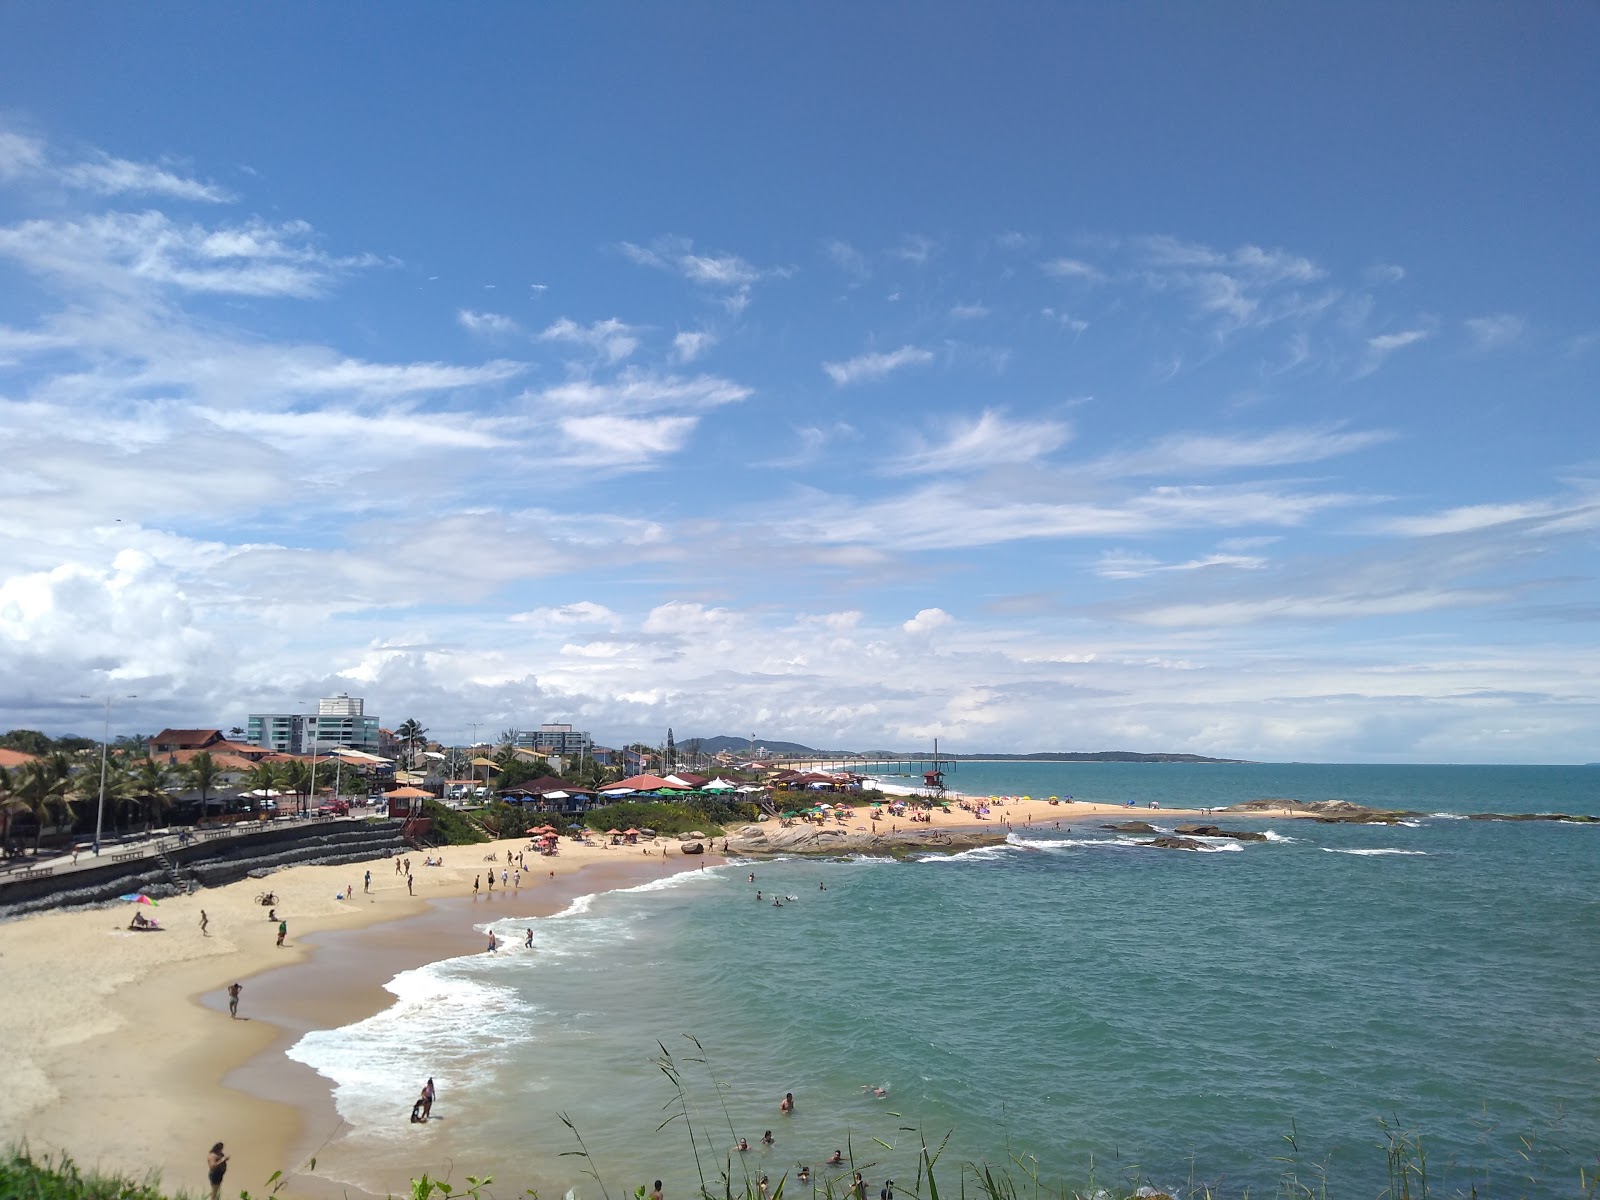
[226,981,242,1018]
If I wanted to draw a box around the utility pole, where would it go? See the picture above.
[87,693,137,855]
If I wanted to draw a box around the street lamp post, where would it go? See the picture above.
[87,693,137,856]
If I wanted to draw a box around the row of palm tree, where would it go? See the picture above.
[0,747,374,856]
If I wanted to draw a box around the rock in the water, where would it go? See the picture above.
[1467,812,1599,823]
[1173,823,1267,842]
[1143,836,1209,851]
[721,823,1005,857]
[1103,821,1159,833]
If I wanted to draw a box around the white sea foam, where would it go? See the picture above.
[1428,812,1469,820]
[1261,830,1297,843]
[1320,847,1428,856]
[915,845,1011,863]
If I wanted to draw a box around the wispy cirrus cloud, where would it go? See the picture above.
[671,329,716,363]
[1089,425,1392,478]
[617,235,788,314]
[1464,313,1526,351]
[884,409,1072,475]
[537,316,642,364]
[822,344,934,386]
[1359,327,1430,375]
[0,122,233,202]
[0,210,381,298]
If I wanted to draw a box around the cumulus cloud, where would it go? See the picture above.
[902,607,954,634]
[822,344,934,386]
[459,309,521,336]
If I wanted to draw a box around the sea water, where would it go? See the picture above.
[289,764,1600,1199]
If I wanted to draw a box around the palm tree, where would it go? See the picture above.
[184,751,222,816]
[395,718,428,770]
[0,764,19,855]
[16,754,76,854]
[77,757,134,836]
[130,758,174,830]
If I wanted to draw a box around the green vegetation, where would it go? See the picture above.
[0,729,98,756]
[419,799,491,845]
[580,798,754,837]
[1,1145,176,1200]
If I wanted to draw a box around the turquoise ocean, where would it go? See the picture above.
[289,763,1600,1199]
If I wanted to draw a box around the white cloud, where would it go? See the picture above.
[458,309,520,336]
[903,607,953,634]
[0,123,231,201]
[1041,307,1089,333]
[888,234,936,266]
[1464,314,1526,351]
[531,368,751,417]
[0,211,378,298]
[58,155,234,203]
[617,236,785,312]
[948,302,990,321]
[557,414,699,465]
[1091,425,1392,477]
[1364,263,1406,285]
[824,239,871,282]
[509,601,620,627]
[1093,550,1268,579]
[643,601,739,634]
[822,344,934,386]
[1359,328,1430,375]
[672,330,716,363]
[1367,329,1429,353]
[884,409,1072,475]
[537,317,641,363]
[1042,257,1105,282]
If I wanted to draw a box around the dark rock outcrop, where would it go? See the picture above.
[1467,812,1599,823]
[722,823,1005,857]
[1173,824,1267,842]
[1222,798,1413,824]
[1143,836,1209,851]
[1103,821,1159,834]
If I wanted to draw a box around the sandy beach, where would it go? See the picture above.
[0,793,1305,1198]
[0,829,707,1199]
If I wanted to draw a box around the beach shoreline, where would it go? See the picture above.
[0,830,713,1200]
[1,789,1310,1200]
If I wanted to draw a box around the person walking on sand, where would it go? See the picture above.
[200,909,209,936]
[206,1143,228,1200]
[276,918,287,947]
[227,981,242,1018]
[473,875,480,897]
[364,870,372,893]
[407,873,414,896]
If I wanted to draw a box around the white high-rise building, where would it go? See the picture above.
[247,693,381,754]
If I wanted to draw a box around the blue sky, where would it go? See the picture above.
[1,4,1596,762]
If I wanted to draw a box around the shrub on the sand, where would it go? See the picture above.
[582,800,746,838]
[1,1145,172,1200]
[420,799,492,845]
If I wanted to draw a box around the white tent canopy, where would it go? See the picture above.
[703,778,738,792]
